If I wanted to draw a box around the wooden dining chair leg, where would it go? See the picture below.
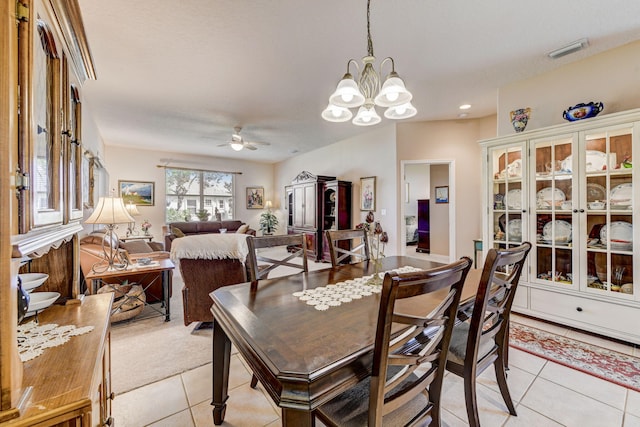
[494,350,517,415]
[464,373,481,427]
[250,374,259,388]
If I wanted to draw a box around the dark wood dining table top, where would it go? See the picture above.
[210,256,481,426]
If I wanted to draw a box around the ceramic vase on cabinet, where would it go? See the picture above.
[510,107,531,133]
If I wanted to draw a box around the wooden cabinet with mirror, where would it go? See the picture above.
[1,0,101,423]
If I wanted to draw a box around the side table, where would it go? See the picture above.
[85,258,174,321]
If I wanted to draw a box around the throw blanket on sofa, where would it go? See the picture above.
[170,233,250,265]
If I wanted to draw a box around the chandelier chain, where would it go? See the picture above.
[366,0,374,57]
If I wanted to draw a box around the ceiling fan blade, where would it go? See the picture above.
[244,144,258,151]
[217,143,230,147]
[245,140,270,146]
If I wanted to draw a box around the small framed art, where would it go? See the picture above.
[119,180,155,206]
[435,186,449,204]
[246,187,264,209]
[360,176,376,211]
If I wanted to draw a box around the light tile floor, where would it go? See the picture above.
[113,312,640,426]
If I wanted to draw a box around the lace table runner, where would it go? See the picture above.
[17,321,95,362]
[292,266,422,311]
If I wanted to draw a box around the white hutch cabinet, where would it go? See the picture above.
[481,109,640,344]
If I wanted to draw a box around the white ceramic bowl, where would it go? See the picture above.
[25,292,60,317]
[588,201,605,210]
[18,273,49,293]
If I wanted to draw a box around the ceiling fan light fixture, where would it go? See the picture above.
[230,142,244,151]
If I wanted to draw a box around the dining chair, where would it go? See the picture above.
[245,234,308,282]
[246,234,308,388]
[445,242,531,427]
[315,257,473,427]
[325,228,370,267]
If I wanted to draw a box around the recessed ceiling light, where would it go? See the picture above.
[459,104,471,110]
[458,113,469,118]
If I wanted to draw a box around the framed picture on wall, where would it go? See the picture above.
[119,180,155,206]
[360,176,376,211]
[435,186,449,204]
[246,187,264,209]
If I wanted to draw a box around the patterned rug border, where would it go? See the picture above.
[509,321,640,393]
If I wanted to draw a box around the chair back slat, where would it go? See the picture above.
[468,243,532,365]
[325,229,370,267]
[368,257,472,426]
[246,234,308,282]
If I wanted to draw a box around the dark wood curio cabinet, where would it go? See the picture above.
[285,171,352,262]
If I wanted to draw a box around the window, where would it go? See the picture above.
[165,168,234,222]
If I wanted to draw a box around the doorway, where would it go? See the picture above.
[401,160,456,263]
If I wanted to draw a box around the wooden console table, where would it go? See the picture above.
[3,294,114,426]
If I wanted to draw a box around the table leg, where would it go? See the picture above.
[163,270,171,321]
[282,408,314,427]
[212,319,231,425]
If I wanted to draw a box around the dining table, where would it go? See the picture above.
[210,255,482,426]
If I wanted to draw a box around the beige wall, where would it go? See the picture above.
[103,145,273,242]
[498,40,640,136]
[274,125,400,253]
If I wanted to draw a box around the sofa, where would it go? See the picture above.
[169,233,250,326]
[79,231,173,304]
[164,220,256,252]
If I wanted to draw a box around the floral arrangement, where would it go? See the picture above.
[141,220,152,234]
[356,211,389,284]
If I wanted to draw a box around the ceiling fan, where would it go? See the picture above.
[218,126,270,151]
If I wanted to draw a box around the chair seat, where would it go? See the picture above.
[316,369,432,427]
[447,321,495,365]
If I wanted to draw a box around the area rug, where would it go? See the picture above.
[509,322,640,392]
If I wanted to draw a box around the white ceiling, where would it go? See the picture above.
[78,0,640,163]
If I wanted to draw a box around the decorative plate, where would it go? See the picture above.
[600,221,633,250]
[560,150,610,173]
[542,220,572,243]
[610,183,632,207]
[536,187,565,208]
[562,102,604,122]
[505,189,522,210]
[507,219,522,242]
[586,182,606,202]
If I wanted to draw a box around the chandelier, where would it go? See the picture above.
[322,0,416,126]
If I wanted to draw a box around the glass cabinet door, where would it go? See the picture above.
[531,134,577,289]
[583,126,635,297]
[488,143,526,251]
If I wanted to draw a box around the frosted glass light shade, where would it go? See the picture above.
[322,104,353,122]
[374,75,412,107]
[329,76,365,108]
[230,142,244,151]
[85,197,135,225]
[384,102,417,120]
[352,105,381,126]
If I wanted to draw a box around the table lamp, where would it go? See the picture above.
[85,196,135,272]
[125,201,141,236]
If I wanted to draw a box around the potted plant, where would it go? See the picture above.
[259,210,278,235]
[196,209,210,222]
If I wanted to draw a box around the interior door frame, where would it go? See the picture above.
[400,159,456,263]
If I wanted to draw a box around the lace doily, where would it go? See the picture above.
[17,321,95,362]
[292,266,422,311]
